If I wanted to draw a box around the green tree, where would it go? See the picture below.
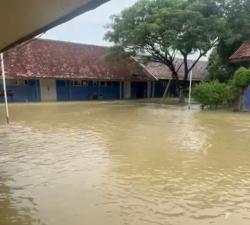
[193,80,231,109]
[105,0,226,102]
[208,0,250,80]
[233,67,250,110]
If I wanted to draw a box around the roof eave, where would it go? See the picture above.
[0,0,109,53]
[229,57,250,63]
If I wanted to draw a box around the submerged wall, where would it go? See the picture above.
[0,79,40,102]
[131,82,148,99]
[56,80,121,101]
[0,79,153,103]
[153,80,178,98]
[244,86,250,111]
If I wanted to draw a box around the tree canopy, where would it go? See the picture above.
[207,0,250,80]
[105,0,226,86]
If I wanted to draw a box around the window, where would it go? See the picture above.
[6,80,28,86]
[6,80,17,86]
[72,80,90,87]
[18,80,28,86]
[106,81,113,87]
[82,81,89,87]
[73,80,82,86]
[93,81,98,87]
[100,81,106,87]
[99,81,113,87]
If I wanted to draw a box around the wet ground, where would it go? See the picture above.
[1,101,250,225]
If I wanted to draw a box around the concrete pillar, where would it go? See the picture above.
[124,81,131,99]
[147,81,152,98]
[152,81,155,98]
[40,79,57,101]
[120,81,123,99]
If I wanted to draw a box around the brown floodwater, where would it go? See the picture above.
[0,101,250,225]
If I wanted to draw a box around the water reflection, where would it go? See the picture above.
[1,102,250,225]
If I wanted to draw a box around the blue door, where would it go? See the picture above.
[131,82,148,99]
[244,86,250,110]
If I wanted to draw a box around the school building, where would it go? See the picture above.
[0,39,207,103]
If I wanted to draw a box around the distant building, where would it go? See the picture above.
[0,39,154,102]
[144,59,208,97]
[0,39,208,103]
[229,40,250,63]
[230,40,250,110]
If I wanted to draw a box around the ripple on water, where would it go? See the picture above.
[1,103,250,225]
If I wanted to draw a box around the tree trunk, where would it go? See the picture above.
[162,80,171,99]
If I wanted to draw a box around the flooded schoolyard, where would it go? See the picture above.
[1,101,250,225]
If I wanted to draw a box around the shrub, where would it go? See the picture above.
[232,67,250,111]
[193,80,231,109]
[233,67,250,88]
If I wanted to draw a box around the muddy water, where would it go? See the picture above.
[1,102,250,225]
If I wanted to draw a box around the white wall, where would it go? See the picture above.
[40,79,57,101]
[124,81,131,99]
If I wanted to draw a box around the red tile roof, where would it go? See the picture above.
[144,59,208,81]
[230,40,250,63]
[1,39,154,81]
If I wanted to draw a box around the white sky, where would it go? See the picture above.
[42,0,208,60]
[42,0,138,46]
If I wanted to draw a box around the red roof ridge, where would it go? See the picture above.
[2,38,154,81]
[35,38,109,49]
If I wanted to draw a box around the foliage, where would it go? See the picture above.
[227,80,240,105]
[193,80,231,108]
[208,0,250,79]
[207,49,236,81]
[233,67,250,88]
[105,0,226,84]
[103,46,132,63]
[208,49,227,81]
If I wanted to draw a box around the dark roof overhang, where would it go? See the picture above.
[0,0,109,53]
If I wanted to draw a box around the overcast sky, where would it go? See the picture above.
[42,0,138,46]
[42,0,209,60]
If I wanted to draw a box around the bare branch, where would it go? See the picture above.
[176,61,184,73]
[187,52,204,74]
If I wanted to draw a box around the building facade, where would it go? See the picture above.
[144,59,208,98]
[230,40,250,111]
[0,39,154,103]
[0,39,207,103]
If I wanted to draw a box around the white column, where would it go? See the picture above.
[1,53,10,124]
[188,70,193,110]
[124,81,131,99]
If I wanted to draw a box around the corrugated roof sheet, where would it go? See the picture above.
[1,39,154,81]
[144,59,208,81]
[230,40,250,63]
